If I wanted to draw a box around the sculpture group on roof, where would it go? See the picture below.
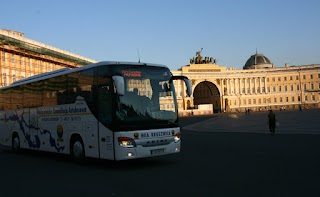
[190,48,217,64]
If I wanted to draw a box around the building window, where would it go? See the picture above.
[292,96,295,102]
[263,98,266,104]
[298,96,301,102]
[267,87,270,92]
[285,85,288,92]
[304,84,307,90]
[272,77,275,82]
[248,99,251,104]
[12,54,15,64]
[262,87,265,93]
[280,97,283,103]
[243,99,246,105]
[296,76,299,80]
[318,74,320,78]
[1,52,4,62]
[311,83,314,89]
[312,95,315,101]
[253,99,256,104]
[258,98,261,104]
[279,86,282,92]
[318,83,320,89]
[284,77,287,81]
[297,84,300,91]
[303,75,306,80]
[274,98,277,103]
[290,76,293,80]
[310,74,313,79]
[267,78,269,82]
[291,85,294,91]
[20,57,24,65]
[12,74,16,82]
[2,73,7,86]
[286,97,289,102]
[273,86,276,92]
[278,77,281,81]
[305,95,308,101]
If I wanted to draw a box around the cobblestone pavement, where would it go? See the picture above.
[183,109,320,134]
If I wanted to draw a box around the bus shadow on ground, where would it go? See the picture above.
[3,147,176,170]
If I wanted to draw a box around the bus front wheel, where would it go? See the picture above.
[12,133,20,152]
[70,136,85,162]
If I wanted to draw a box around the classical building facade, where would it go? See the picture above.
[1,30,319,115]
[172,50,320,115]
[0,29,96,86]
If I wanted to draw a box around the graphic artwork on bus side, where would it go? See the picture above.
[2,112,65,152]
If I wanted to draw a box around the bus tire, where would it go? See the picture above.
[12,133,20,152]
[70,135,85,162]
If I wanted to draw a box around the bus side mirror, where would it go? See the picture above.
[112,76,125,96]
[169,76,192,97]
[184,78,192,97]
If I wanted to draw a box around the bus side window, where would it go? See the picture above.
[11,86,22,109]
[0,89,11,110]
[55,75,67,105]
[43,78,57,107]
[23,81,43,108]
[98,84,112,125]
[66,73,79,104]
[78,69,95,114]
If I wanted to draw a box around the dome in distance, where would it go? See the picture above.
[243,52,274,69]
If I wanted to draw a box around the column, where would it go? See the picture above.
[254,78,257,94]
[244,78,247,94]
[259,77,262,93]
[239,78,241,94]
[249,78,252,94]
[226,79,229,95]
[221,79,224,96]
[264,77,267,93]
[234,78,236,94]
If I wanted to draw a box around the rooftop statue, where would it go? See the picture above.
[190,48,216,64]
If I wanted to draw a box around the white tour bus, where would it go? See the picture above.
[0,61,192,161]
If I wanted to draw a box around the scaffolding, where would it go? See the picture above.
[0,34,95,66]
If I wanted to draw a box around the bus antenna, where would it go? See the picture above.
[137,49,141,63]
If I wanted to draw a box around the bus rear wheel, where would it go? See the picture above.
[70,136,85,162]
[12,133,20,152]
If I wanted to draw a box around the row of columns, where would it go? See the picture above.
[221,77,268,96]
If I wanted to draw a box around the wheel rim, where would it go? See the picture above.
[13,136,20,150]
[73,141,83,159]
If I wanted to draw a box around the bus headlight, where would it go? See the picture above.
[174,132,181,143]
[118,137,136,148]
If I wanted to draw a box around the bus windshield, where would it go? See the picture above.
[115,66,178,130]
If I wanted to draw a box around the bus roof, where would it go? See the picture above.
[1,61,168,90]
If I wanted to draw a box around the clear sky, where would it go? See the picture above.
[1,0,320,70]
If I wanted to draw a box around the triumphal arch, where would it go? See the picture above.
[172,49,320,116]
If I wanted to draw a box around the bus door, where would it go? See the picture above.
[97,85,114,160]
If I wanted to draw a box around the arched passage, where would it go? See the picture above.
[193,81,221,113]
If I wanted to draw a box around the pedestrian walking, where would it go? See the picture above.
[268,109,276,135]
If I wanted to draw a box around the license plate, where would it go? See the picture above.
[150,148,165,155]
